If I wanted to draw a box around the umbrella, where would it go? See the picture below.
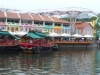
[49,32,60,37]
[72,33,83,38]
[19,31,27,36]
[83,34,94,38]
[60,33,71,37]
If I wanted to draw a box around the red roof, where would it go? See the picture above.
[31,14,44,21]
[19,13,33,20]
[0,12,6,18]
[75,22,89,28]
[6,12,20,19]
[41,15,53,22]
[51,17,68,23]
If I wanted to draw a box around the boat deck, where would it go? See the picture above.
[0,43,18,46]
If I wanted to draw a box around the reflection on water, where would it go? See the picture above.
[0,48,99,75]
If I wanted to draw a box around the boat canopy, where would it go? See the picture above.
[34,31,49,38]
[0,31,20,40]
[27,32,42,39]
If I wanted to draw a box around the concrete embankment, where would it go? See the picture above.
[58,43,98,50]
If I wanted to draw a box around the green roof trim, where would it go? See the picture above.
[0,31,11,36]
[12,35,20,40]
[34,31,49,38]
[28,32,42,39]
[0,31,20,40]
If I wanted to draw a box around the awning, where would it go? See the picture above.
[0,31,11,36]
[12,35,20,40]
[0,31,20,40]
[34,31,49,38]
[27,32,42,39]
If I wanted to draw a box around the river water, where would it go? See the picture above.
[0,48,99,75]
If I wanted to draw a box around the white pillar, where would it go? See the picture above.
[5,18,7,31]
[32,20,34,30]
[43,21,45,32]
[61,23,63,34]
[52,22,54,32]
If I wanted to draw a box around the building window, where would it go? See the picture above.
[11,27,14,32]
[87,30,91,34]
[29,28,31,31]
[67,30,69,34]
[62,29,64,33]
[7,27,9,30]
[16,28,18,31]
[2,27,4,30]
[84,30,86,35]
[76,29,78,34]
[21,28,23,31]
[26,28,27,31]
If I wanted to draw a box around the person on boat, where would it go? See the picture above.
[4,36,8,45]
[30,38,33,44]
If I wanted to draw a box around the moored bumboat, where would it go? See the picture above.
[20,31,53,53]
[0,31,20,52]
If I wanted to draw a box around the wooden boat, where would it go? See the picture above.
[0,31,20,52]
[20,31,53,53]
[52,44,59,50]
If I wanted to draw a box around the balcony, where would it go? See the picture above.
[44,25,53,29]
[54,26,62,28]
[63,26,70,30]
[0,22,6,25]
[21,23,33,26]
[34,24,44,27]
[6,22,20,26]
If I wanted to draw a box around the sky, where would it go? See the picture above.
[0,0,99,14]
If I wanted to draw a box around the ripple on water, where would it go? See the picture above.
[0,49,98,75]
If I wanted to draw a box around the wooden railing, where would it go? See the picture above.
[0,40,19,46]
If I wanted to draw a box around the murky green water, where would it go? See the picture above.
[0,48,99,75]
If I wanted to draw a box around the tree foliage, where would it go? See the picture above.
[60,16,97,22]
[97,13,100,17]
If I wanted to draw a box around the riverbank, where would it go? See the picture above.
[58,43,98,49]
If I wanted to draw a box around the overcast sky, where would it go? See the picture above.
[0,0,99,13]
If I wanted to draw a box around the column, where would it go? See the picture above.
[52,22,54,32]
[5,18,7,31]
[32,20,34,30]
[43,21,45,32]
[61,23,63,34]
[19,19,21,31]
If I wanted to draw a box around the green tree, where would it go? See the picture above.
[97,13,100,17]
[94,20,100,39]
[90,16,97,21]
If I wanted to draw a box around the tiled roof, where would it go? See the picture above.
[0,12,6,18]
[51,17,68,23]
[6,12,20,19]
[41,15,53,22]
[31,14,44,21]
[19,13,33,20]
[75,22,89,28]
